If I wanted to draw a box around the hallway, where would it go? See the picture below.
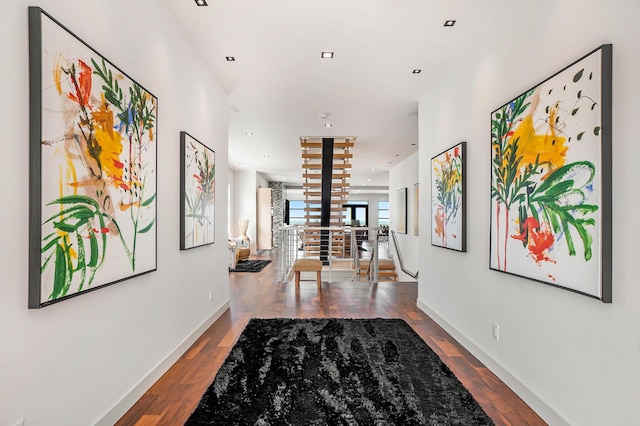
[117,250,545,425]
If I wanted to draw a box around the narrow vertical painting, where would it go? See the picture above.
[29,8,158,308]
[413,183,419,236]
[396,188,407,234]
[490,44,612,302]
[431,142,466,251]
[180,132,215,250]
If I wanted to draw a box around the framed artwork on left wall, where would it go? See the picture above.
[28,7,158,308]
[180,131,216,250]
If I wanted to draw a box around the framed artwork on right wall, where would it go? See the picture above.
[490,44,612,302]
[396,188,407,234]
[431,142,466,252]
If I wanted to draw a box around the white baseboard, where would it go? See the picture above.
[95,301,230,426]
[416,298,569,426]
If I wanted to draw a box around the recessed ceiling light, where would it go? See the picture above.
[412,69,422,74]
[245,131,253,136]
[321,51,334,59]
[324,123,332,128]
[226,56,235,61]
[195,0,207,5]
[444,20,456,27]
[367,179,371,182]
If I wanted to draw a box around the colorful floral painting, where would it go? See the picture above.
[490,45,612,302]
[431,142,466,251]
[180,132,215,249]
[29,8,157,308]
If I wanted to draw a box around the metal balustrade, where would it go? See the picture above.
[279,225,381,283]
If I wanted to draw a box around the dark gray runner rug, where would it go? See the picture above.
[229,259,271,273]
[185,318,494,425]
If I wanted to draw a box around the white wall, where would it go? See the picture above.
[346,192,388,227]
[0,1,230,425]
[233,170,258,252]
[256,172,270,189]
[389,152,419,280]
[228,169,236,236]
[417,1,640,424]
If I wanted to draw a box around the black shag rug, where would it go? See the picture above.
[185,318,494,425]
[229,259,272,273]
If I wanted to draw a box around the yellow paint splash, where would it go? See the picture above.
[510,90,568,174]
[92,95,124,186]
[53,54,63,95]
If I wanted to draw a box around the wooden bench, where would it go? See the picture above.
[292,259,323,288]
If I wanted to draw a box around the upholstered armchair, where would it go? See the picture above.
[229,237,250,264]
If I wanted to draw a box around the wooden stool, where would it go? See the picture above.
[292,259,323,288]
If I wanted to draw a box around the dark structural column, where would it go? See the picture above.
[319,138,334,263]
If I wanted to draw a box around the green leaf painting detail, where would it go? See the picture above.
[183,136,215,248]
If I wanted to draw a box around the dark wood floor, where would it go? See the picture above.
[116,250,546,425]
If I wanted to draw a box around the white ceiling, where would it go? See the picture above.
[159,0,507,187]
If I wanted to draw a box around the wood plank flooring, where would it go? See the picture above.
[116,250,546,425]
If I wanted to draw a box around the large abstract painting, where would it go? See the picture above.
[180,132,215,249]
[490,45,612,302]
[431,142,466,252]
[28,8,158,308]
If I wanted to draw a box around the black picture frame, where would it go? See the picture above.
[396,188,407,234]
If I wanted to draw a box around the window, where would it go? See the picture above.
[344,201,369,226]
[378,201,389,226]
[287,200,306,225]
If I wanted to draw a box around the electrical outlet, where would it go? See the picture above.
[492,323,500,341]
[209,289,213,302]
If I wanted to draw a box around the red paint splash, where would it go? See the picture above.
[528,226,555,263]
[511,217,556,264]
[512,217,539,242]
[67,60,93,108]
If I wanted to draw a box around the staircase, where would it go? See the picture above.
[300,137,355,259]
[359,259,398,281]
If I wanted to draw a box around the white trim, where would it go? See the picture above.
[95,301,230,425]
[416,298,569,426]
